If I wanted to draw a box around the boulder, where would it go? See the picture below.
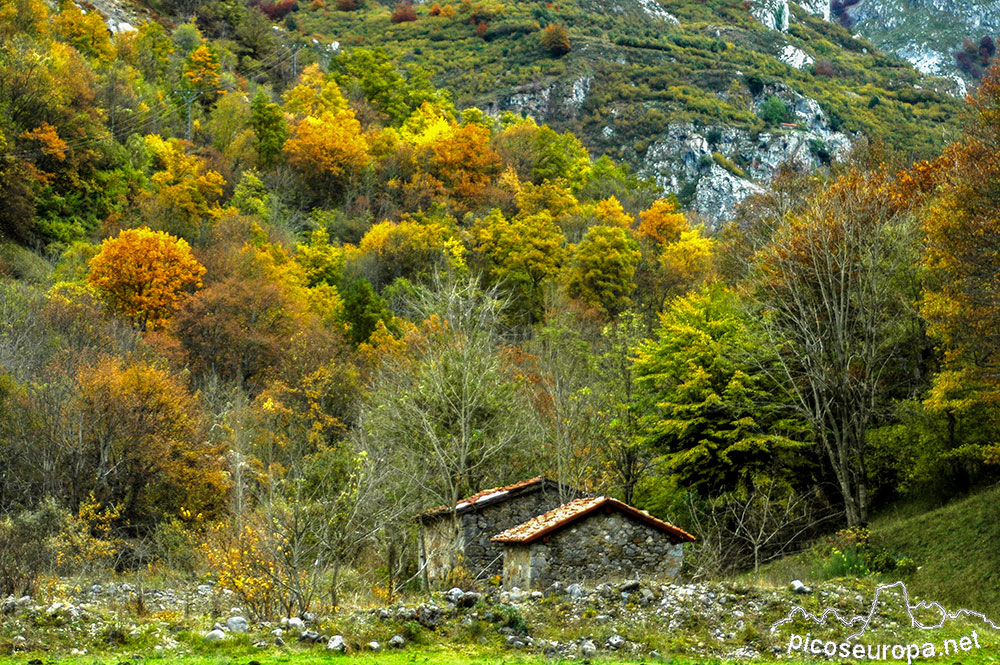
[580,639,598,657]
[368,640,381,652]
[326,635,346,652]
[389,634,405,648]
[204,629,225,642]
[226,616,249,633]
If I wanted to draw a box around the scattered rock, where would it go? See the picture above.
[790,579,812,594]
[204,629,225,642]
[445,587,464,604]
[458,590,481,607]
[389,634,405,648]
[226,616,249,633]
[326,635,346,652]
[567,583,585,599]
[368,640,381,652]
[287,616,305,630]
[299,630,321,643]
[580,639,598,657]
[607,634,626,650]
[416,603,443,628]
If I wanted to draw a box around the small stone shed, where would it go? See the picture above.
[418,477,583,586]
[491,496,695,590]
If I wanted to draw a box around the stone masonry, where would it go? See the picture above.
[419,478,582,586]
[499,509,687,590]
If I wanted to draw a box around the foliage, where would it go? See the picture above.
[566,225,641,318]
[634,285,813,495]
[88,227,206,332]
[540,24,570,56]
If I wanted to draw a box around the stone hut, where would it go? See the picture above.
[418,477,582,586]
[491,496,695,590]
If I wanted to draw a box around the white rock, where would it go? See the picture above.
[226,616,249,633]
[204,629,226,642]
[327,635,346,652]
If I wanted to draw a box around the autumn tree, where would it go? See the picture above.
[541,24,571,56]
[921,65,1000,412]
[88,227,206,332]
[183,44,221,96]
[75,356,225,526]
[472,209,565,323]
[141,135,228,241]
[745,169,920,526]
[284,109,369,201]
[172,276,296,391]
[565,225,641,318]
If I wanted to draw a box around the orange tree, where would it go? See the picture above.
[87,227,206,331]
[922,65,1000,402]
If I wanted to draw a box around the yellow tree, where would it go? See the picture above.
[54,1,114,60]
[638,198,688,246]
[88,227,206,331]
[284,109,369,199]
[594,196,632,227]
[472,209,566,321]
[142,135,227,240]
[183,44,221,95]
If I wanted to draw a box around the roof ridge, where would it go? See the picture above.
[491,496,696,544]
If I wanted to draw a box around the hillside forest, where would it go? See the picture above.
[2,0,1000,620]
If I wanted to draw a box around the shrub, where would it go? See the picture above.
[814,58,836,77]
[809,138,831,164]
[759,95,791,125]
[0,500,67,596]
[336,0,359,10]
[259,0,297,20]
[541,23,570,56]
[391,1,417,22]
[429,2,442,14]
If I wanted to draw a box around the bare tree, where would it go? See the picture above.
[359,275,538,577]
[745,171,919,526]
[686,477,835,578]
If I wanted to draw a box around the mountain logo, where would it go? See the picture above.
[771,581,999,641]
[771,581,998,662]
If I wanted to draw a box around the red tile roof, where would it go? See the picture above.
[490,496,696,544]
[420,476,550,519]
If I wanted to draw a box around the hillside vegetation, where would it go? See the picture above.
[3,0,1000,656]
[281,0,964,163]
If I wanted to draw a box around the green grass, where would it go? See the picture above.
[753,484,1000,618]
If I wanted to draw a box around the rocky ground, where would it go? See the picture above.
[1,576,951,661]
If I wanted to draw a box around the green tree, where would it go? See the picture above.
[633,284,812,495]
[566,225,641,318]
[250,89,288,168]
[472,209,565,323]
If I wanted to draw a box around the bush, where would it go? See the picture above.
[759,95,791,125]
[541,24,570,56]
[391,1,417,22]
[259,0,296,20]
[336,0,360,10]
[0,500,67,596]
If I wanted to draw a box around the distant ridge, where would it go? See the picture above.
[770,581,1000,640]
